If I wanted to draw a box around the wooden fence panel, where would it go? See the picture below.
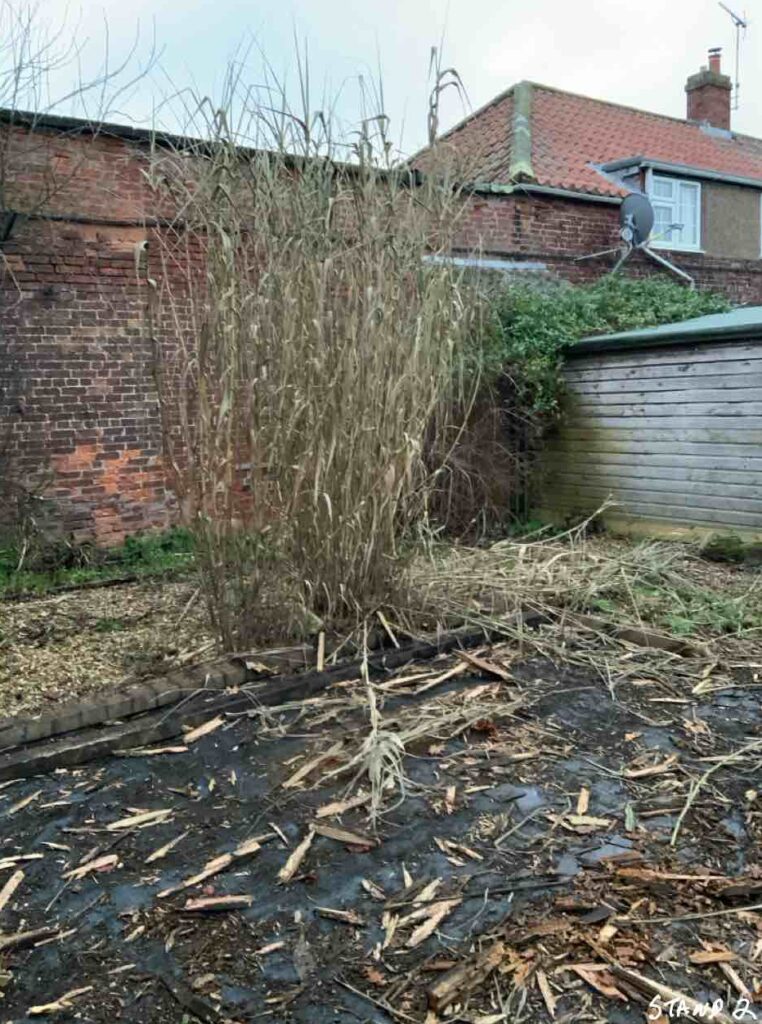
[541,337,762,533]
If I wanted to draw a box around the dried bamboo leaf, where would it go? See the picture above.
[0,870,24,913]
[28,987,93,1016]
[106,809,172,831]
[313,823,376,847]
[63,855,118,881]
[315,793,369,819]
[406,898,460,948]
[184,895,253,912]
[278,830,315,883]
[158,835,267,897]
[183,716,225,744]
[145,830,190,864]
[282,742,344,789]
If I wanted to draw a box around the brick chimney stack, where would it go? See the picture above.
[686,48,732,130]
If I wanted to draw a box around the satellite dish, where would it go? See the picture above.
[574,189,694,286]
[619,193,654,246]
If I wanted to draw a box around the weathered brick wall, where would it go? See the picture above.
[0,124,174,544]
[1,215,171,544]
[453,191,762,303]
[2,122,152,221]
[3,122,762,545]
[454,190,618,265]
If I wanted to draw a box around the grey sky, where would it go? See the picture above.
[36,0,762,154]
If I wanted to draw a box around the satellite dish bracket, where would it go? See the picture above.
[574,192,694,288]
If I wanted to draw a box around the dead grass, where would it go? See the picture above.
[324,675,408,823]
[404,525,762,646]
[321,655,525,824]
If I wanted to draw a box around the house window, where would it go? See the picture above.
[647,174,701,251]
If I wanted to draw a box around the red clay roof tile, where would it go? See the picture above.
[433,82,762,197]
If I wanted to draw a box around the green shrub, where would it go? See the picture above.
[481,275,731,414]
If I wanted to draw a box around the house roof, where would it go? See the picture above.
[573,305,762,355]
[435,82,762,198]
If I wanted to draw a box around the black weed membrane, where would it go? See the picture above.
[0,633,759,1023]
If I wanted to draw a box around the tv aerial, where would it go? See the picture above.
[719,2,748,110]
[575,192,694,286]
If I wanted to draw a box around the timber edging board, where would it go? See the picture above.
[0,615,548,781]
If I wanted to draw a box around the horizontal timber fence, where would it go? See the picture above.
[538,310,762,541]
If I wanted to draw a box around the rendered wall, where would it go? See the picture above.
[702,181,761,261]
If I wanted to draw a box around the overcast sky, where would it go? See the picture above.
[25,0,762,155]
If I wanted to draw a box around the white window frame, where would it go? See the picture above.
[645,169,702,252]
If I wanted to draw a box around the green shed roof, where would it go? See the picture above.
[572,305,762,355]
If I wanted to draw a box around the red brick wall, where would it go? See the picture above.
[3,124,762,544]
[2,122,153,220]
[453,191,762,303]
[687,84,731,129]
[1,215,172,544]
[454,190,618,265]
[0,125,174,544]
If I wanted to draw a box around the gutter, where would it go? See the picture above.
[465,181,621,205]
[600,154,762,191]
[599,155,647,172]
[515,183,621,205]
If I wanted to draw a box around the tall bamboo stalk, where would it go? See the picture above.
[147,58,483,646]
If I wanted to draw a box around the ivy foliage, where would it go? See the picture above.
[479,275,731,414]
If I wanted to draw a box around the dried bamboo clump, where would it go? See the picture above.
[146,61,484,646]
